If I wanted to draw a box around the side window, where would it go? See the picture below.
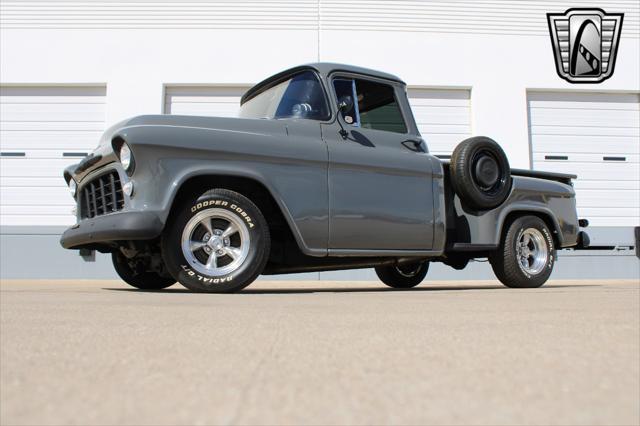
[240,71,329,120]
[355,79,407,134]
[274,71,329,120]
[332,77,407,134]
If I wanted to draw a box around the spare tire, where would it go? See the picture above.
[450,136,512,210]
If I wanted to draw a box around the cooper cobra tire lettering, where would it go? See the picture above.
[180,264,234,283]
[162,188,270,293]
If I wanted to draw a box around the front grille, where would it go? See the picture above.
[80,171,124,219]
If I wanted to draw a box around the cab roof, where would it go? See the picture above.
[240,62,405,105]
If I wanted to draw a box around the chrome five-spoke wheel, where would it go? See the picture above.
[181,209,250,277]
[516,227,548,276]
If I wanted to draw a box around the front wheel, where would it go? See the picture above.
[490,215,555,288]
[161,189,270,293]
[111,251,176,290]
[375,261,429,289]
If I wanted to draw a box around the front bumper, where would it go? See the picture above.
[60,211,164,249]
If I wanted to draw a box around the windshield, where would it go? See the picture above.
[239,71,329,120]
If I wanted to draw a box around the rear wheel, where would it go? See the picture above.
[161,188,270,293]
[111,251,175,290]
[490,215,555,288]
[375,261,429,289]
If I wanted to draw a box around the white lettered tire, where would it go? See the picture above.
[490,215,555,288]
[162,189,270,293]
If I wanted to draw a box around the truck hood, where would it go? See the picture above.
[65,114,287,184]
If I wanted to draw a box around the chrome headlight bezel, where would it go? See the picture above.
[119,143,133,172]
[68,178,77,198]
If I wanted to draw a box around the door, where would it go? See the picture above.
[528,91,640,246]
[164,86,250,117]
[322,76,435,251]
[0,86,107,227]
[407,88,472,158]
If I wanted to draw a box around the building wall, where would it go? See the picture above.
[1,0,639,279]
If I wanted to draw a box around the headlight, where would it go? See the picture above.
[119,143,133,171]
[68,178,77,197]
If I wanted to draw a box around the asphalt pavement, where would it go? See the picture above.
[1,279,638,426]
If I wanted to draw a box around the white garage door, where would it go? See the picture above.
[407,88,471,158]
[0,86,106,227]
[528,91,640,237]
[164,86,250,117]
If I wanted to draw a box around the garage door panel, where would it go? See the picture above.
[579,207,640,218]
[576,189,640,207]
[528,91,640,107]
[1,86,105,97]
[529,108,640,127]
[418,123,470,136]
[167,103,240,117]
[0,131,102,151]
[166,95,243,104]
[411,107,470,125]
[407,88,471,154]
[407,88,469,102]
[1,121,104,131]
[164,86,250,118]
[533,153,639,163]
[533,161,638,181]
[0,213,75,227]
[573,180,639,191]
[532,135,640,155]
[2,186,74,205]
[528,100,639,110]
[581,217,640,227]
[1,177,68,187]
[528,91,640,235]
[530,125,638,137]
[1,103,105,121]
[0,158,78,178]
[1,205,73,217]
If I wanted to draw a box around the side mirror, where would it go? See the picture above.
[335,96,354,139]
[337,96,354,113]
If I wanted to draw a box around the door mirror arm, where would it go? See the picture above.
[336,100,352,139]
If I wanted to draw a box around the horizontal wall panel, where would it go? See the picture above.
[320,1,640,37]
[0,1,319,29]
[5,0,636,37]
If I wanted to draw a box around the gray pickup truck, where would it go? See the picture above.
[61,63,590,293]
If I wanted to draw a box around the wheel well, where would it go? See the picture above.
[167,174,302,263]
[501,211,561,248]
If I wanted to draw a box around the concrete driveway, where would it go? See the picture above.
[1,279,638,426]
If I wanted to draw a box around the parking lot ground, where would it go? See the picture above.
[1,279,639,426]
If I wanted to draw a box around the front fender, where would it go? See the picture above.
[114,120,329,256]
